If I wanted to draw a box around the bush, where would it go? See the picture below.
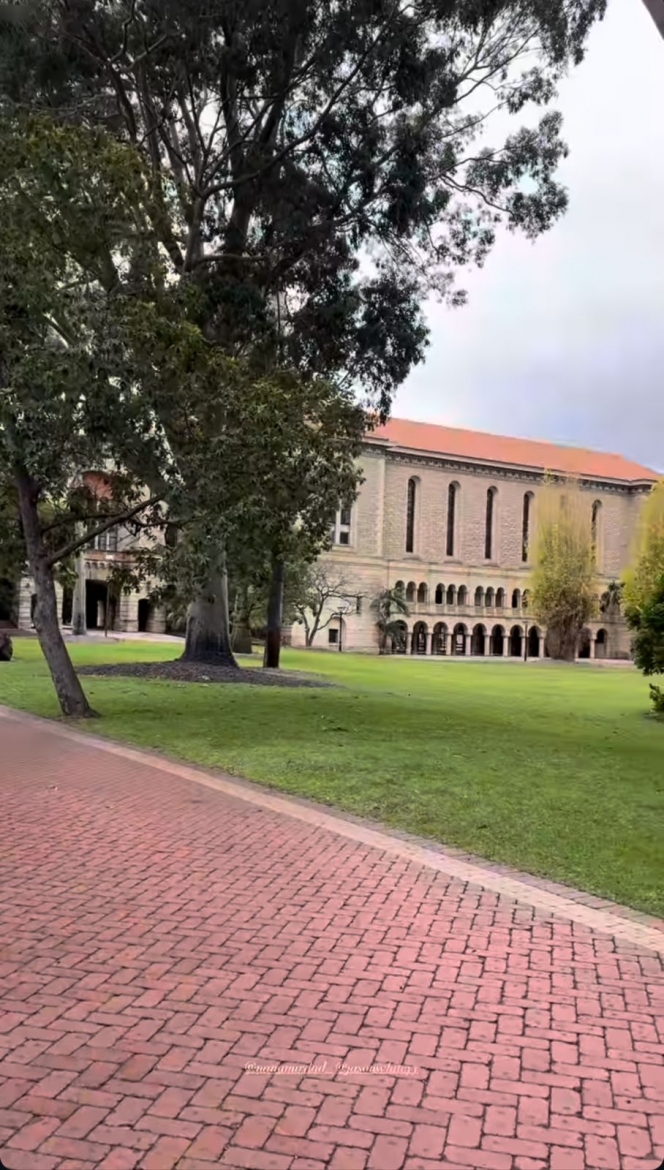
[649,685,664,714]
[0,632,13,662]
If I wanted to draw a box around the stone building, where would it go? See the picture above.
[290,418,659,658]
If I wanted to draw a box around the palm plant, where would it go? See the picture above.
[371,587,410,654]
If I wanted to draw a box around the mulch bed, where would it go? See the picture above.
[77,659,332,688]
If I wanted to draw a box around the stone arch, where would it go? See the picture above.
[451,622,467,655]
[509,625,523,657]
[474,586,484,609]
[395,580,405,596]
[471,623,486,655]
[0,578,16,625]
[457,585,468,607]
[485,587,495,608]
[411,620,428,655]
[527,625,541,658]
[391,620,408,654]
[446,584,456,606]
[511,588,521,610]
[595,628,608,659]
[578,627,592,659]
[61,586,73,626]
[417,582,428,605]
[138,598,152,633]
[496,587,506,610]
[406,581,417,603]
[491,624,505,655]
[432,622,448,655]
[434,583,444,605]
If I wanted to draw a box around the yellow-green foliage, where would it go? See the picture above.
[530,479,598,659]
[623,480,664,613]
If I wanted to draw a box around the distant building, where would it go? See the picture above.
[290,419,659,659]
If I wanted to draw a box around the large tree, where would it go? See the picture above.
[530,480,598,661]
[0,114,170,715]
[0,0,606,662]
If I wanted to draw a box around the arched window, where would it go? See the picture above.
[395,580,405,596]
[591,500,602,564]
[474,586,484,608]
[496,588,505,610]
[446,585,456,606]
[457,585,468,607]
[446,482,458,557]
[434,583,444,605]
[511,588,520,610]
[406,478,417,553]
[522,589,530,612]
[522,492,534,562]
[485,587,495,608]
[417,582,428,604]
[406,581,416,603]
[485,487,497,560]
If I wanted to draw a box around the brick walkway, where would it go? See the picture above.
[0,710,662,1170]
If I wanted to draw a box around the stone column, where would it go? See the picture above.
[147,605,167,635]
[70,553,87,636]
[590,636,597,659]
[502,633,509,657]
[425,631,432,655]
[117,592,139,633]
[17,579,34,629]
[464,633,471,656]
[483,633,490,656]
[441,631,449,656]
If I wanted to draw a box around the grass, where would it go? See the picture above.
[1,638,663,915]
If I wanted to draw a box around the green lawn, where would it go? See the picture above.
[1,639,663,915]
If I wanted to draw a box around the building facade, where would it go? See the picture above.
[290,418,659,658]
[8,528,166,637]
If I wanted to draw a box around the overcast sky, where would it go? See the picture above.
[394,0,664,472]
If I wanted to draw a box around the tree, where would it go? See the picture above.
[371,586,410,654]
[530,480,598,661]
[292,564,359,647]
[600,579,622,619]
[0,0,607,660]
[0,114,170,715]
[625,574,664,713]
[622,481,664,713]
[622,481,664,613]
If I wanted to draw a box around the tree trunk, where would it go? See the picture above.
[14,471,97,718]
[71,551,87,636]
[181,561,238,666]
[263,555,285,669]
[546,624,578,662]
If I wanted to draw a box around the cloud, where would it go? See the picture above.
[395,0,664,472]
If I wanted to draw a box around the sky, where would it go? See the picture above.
[393,0,664,472]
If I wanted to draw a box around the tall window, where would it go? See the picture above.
[332,506,352,545]
[94,526,119,553]
[446,482,458,557]
[591,500,602,563]
[485,487,497,560]
[406,478,417,553]
[522,492,533,563]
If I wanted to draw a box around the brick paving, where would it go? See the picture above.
[0,709,662,1170]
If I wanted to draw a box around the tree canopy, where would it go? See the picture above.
[530,480,598,661]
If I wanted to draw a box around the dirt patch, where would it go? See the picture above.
[77,659,332,688]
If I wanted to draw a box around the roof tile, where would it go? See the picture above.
[370,418,658,484]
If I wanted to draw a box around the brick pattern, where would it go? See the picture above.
[0,713,663,1170]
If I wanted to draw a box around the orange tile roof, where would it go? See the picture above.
[369,418,658,484]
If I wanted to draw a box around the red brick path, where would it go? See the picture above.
[0,711,662,1170]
